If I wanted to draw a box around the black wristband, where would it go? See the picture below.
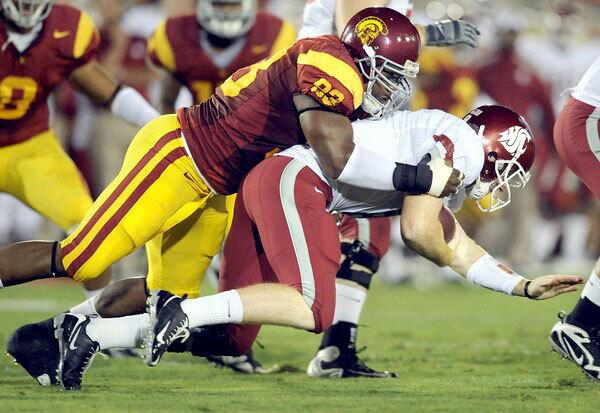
[50,241,62,277]
[392,163,432,193]
[524,280,534,299]
[104,84,123,109]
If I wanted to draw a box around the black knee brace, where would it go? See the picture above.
[337,240,380,290]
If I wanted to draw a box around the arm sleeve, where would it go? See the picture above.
[147,19,176,73]
[296,44,364,116]
[270,19,297,54]
[69,11,100,66]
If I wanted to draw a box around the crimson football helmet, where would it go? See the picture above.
[464,105,536,212]
[0,0,51,29]
[340,7,420,118]
[197,0,257,39]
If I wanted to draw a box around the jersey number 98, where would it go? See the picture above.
[0,76,38,120]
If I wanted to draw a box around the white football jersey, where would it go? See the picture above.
[570,55,600,108]
[516,36,600,113]
[279,109,484,216]
[298,0,413,39]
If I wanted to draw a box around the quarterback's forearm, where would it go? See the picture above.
[401,195,455,266]
[448,221,527,296]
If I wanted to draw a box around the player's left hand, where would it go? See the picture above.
[425,19,481,48]
[525,275,584,300]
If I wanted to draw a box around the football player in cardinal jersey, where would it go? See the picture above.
[62,105,581,388]
[0,0,161,382]
[0,0,158,295]
[148,0,296,112]
[0,8,466,390]
[549,55,600,382]
[300,0,480,378]
[146,0,296,374]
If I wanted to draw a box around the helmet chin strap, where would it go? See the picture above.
[467,177,491,201]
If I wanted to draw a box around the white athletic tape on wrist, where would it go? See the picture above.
[427,156,453,197]
[337,144,396,191]
[467,254,524,295]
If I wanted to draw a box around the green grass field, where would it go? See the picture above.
[0,281,598,412]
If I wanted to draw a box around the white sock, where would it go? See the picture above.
[84,287,104,300]
[0,278,3,288]
[582,270,600,307]
[86,314,149,350]
[181,290,244,329]
[69,297,99,316]
[332,282,367,325]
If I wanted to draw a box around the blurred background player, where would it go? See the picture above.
[549,54,600,382]
[0,0,158,301]
[146,0,296,373]
[299,0,480,378]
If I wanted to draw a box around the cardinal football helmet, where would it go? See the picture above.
[340,7,420,118]
[464,105,536,212]
[1,0,51,29]
[197,0,257,40]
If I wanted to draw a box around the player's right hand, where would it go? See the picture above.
[526,275,584,300]
[426,156,464,198]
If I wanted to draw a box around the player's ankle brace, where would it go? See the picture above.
[168,325,239,357]
[337,241,380,289]
[568,297,600,332]
[50,241,66,277]
[320,321,357,351]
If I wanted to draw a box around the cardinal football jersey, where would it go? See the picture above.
[177,34,364,195]
[148,12,296,105]
[0,4,99,147]
[279,108,484,215]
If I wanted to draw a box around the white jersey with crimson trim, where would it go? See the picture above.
[570,55,600,108]
[278,109,484,216]
[298,0,413,39]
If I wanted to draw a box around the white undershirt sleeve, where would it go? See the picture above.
[336,144,397,191]
[110,86,160,127]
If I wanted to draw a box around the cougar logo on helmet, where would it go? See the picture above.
[355,16,389,46]
[498,126,532,158]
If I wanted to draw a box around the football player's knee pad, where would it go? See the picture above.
[337,241,381,290]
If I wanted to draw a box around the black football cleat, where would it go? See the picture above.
[54,313,100,391]
[206,349,279,374]
[307,345,397,378]
[144,290,190,366]
[6,317,60,386]
[550,311,600,381]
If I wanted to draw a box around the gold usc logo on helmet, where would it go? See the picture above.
[355,16,389,46]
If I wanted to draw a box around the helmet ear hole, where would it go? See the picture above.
[487,152,498,162]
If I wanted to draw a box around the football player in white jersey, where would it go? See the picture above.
[549,55,600,381]
[300,0,479,48]
[49,105,582,389]
[300,0,481,377]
